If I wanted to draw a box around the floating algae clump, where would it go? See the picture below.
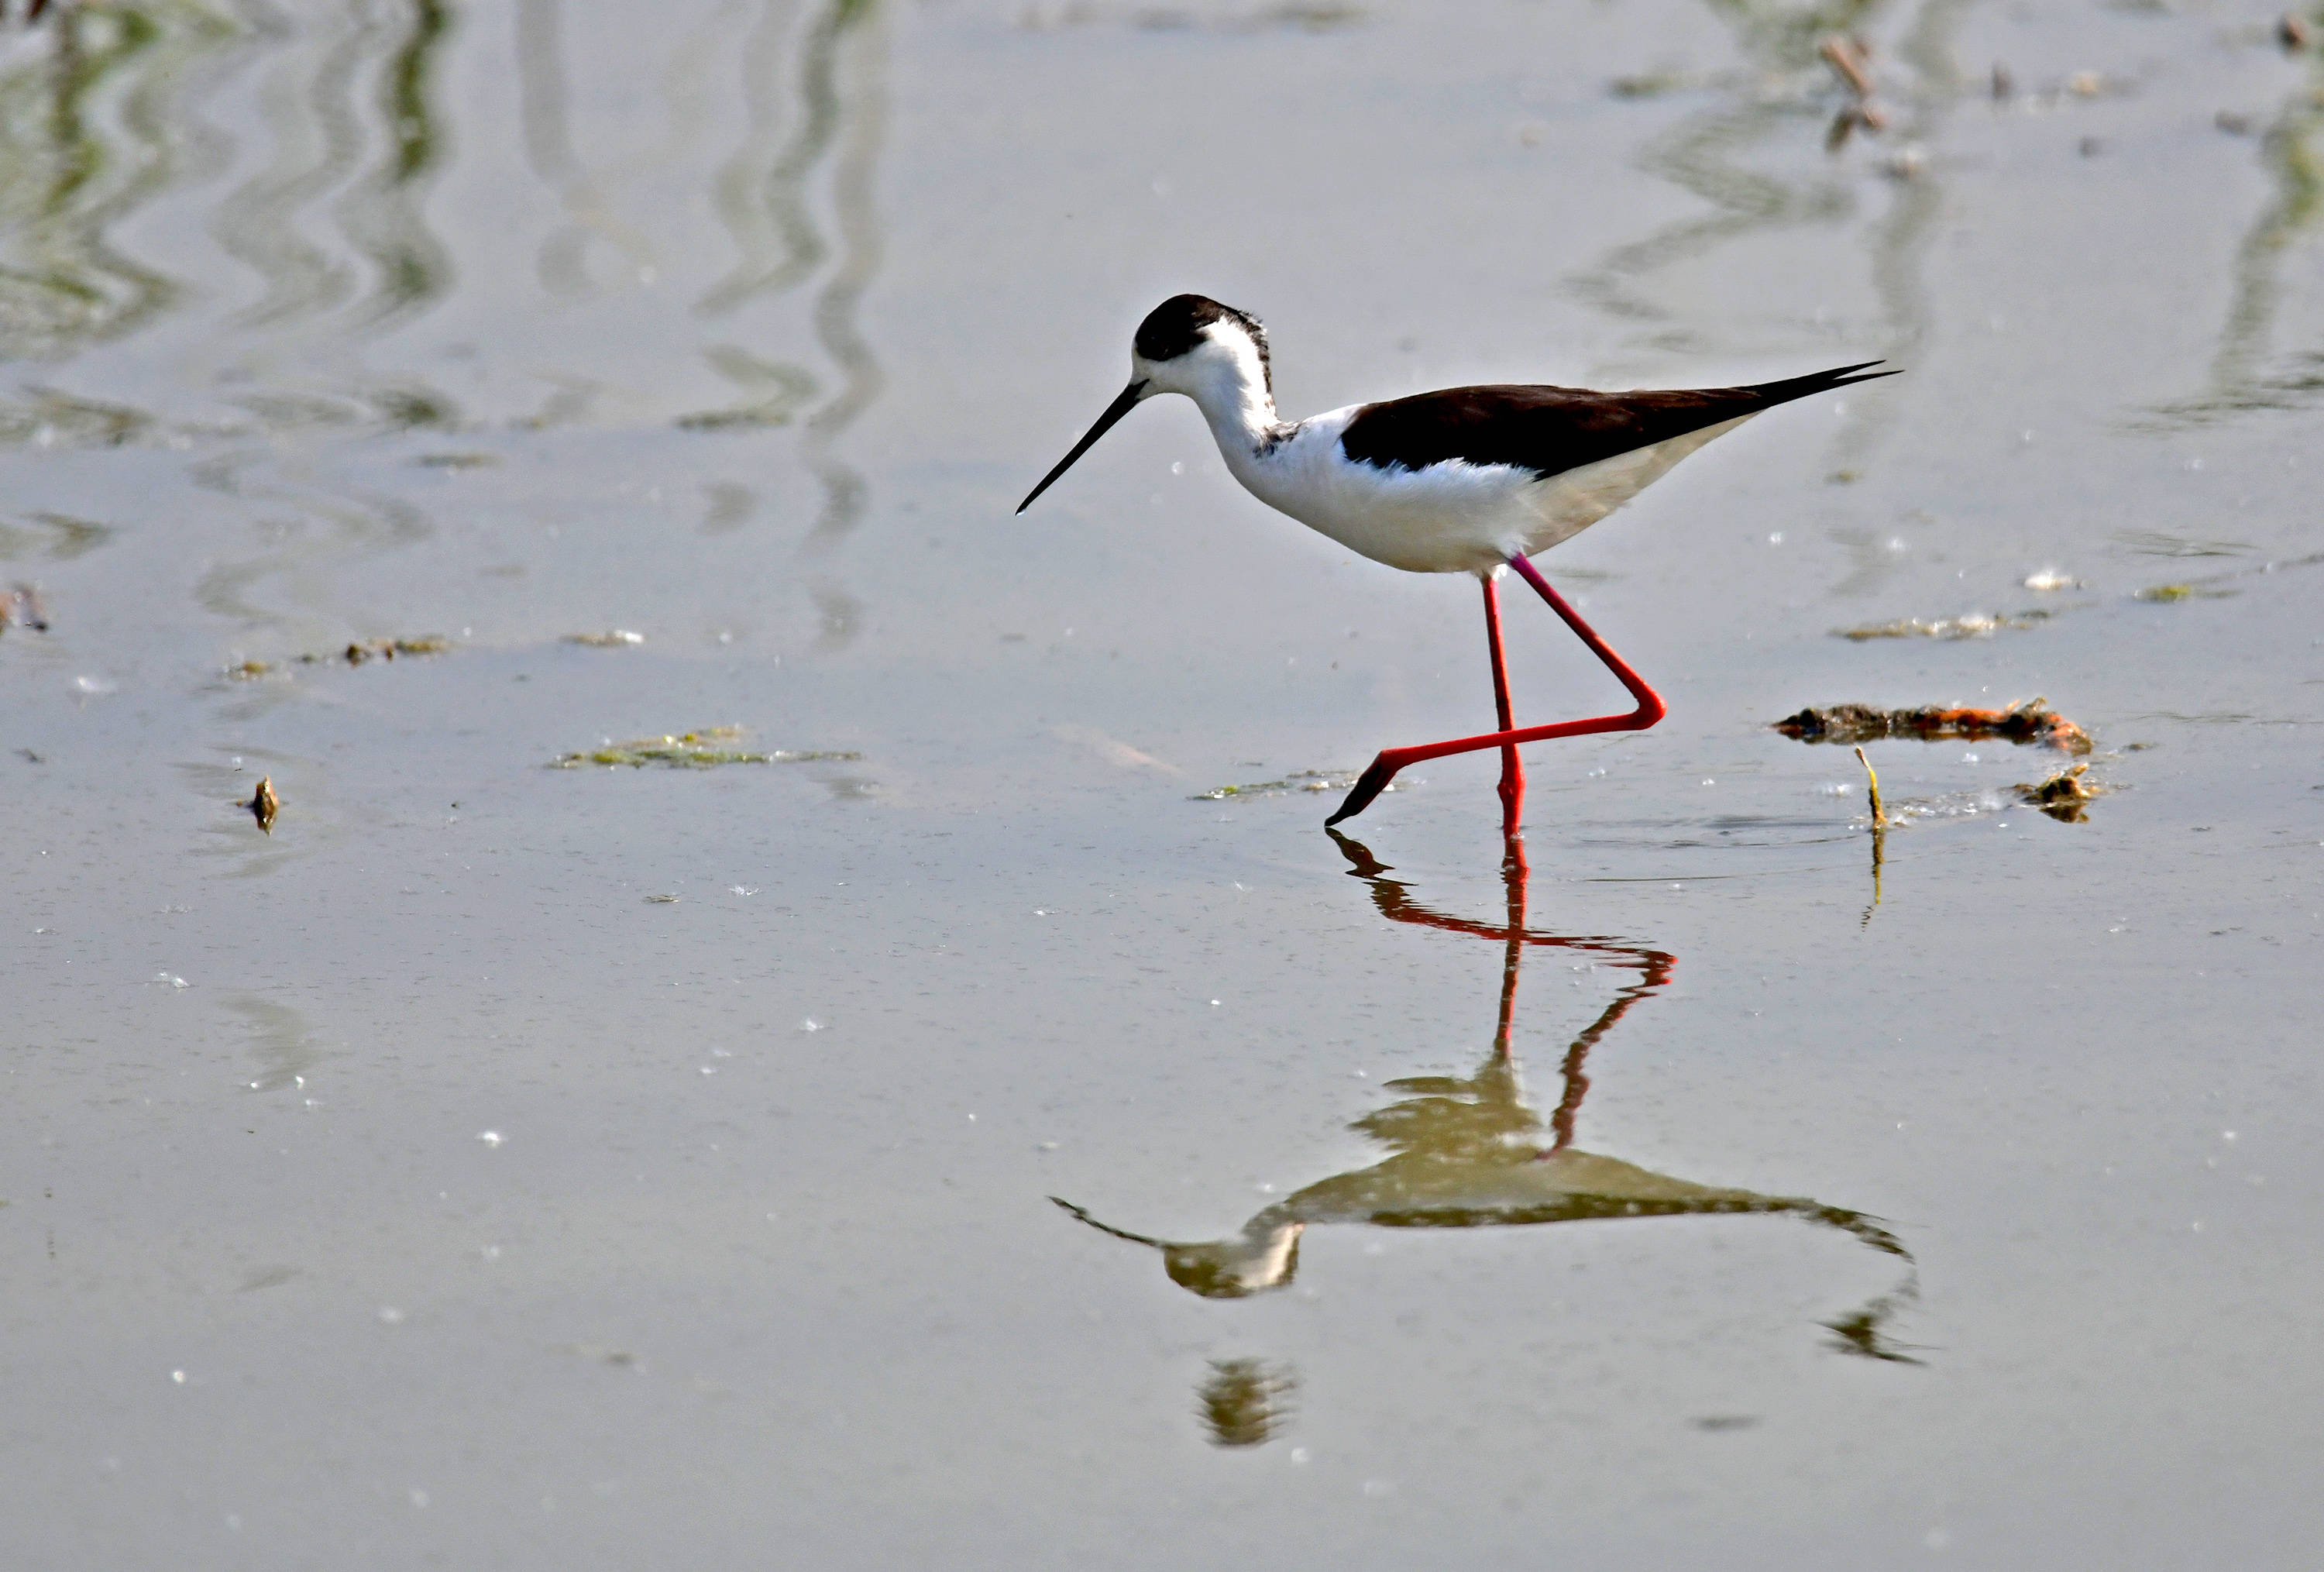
[1193,769,1355,801]
[552,727,862,769]
[1836,610,2052,641]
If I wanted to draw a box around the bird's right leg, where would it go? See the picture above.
[1481,572,1526,836]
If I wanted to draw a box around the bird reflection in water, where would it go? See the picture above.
[1054,832,1920,1367]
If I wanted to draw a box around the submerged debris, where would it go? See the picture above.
[552,727,863,770]
[1774,697,2092,754]
[2014,762,2103,822]
[1192,769,1355,801]
[2,582,49,632]
[2136,582,2237,603]
[298,636,452,666]
[2022,569,2082,591]
[246,776,280,834]
[1837,609,2051,641]
[1820,34,1887,148]
[564,629,645,647]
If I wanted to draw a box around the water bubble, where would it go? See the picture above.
[476,1130,504,1147]
[797,1018,822,1033]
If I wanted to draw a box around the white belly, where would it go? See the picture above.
[1224,408,1755,575]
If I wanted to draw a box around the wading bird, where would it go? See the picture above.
[1018,295,1896,829]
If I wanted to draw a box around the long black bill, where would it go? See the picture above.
[1016,380,1146,514]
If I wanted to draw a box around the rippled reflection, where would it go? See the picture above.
[1569,0,1956,477]
[692,0,886,647]
[0,0,233,372]
[1057,834,1919,1364]
[2155,43,2324,423]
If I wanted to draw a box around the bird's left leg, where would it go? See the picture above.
[1325,554,1666,826]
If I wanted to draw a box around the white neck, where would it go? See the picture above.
[1170,336,1284,463]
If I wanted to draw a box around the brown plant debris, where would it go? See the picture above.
[2014,763,2102,823]
[246,776,280,834]
[564,629,645,647]
[1774,697,2092,754]
[552,727,864,770]
[297,635,453,667]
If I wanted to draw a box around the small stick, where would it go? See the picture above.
[1820,36,1876,100]
[1854,745,1886,827]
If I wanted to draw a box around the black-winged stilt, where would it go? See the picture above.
[1018,294,1898,830]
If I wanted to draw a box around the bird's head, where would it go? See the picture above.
[1050,1195,1304,1299]
[1017,294,1270,513]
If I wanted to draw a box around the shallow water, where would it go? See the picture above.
[4,0,2322,1564]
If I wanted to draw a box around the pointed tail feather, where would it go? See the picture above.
[1745,360,1903,408]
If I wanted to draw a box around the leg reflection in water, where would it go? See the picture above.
[1053,831,1921,1364]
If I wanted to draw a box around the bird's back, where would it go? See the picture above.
[1338,363,1893,483]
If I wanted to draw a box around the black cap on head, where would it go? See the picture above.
[1134,294,1270,389]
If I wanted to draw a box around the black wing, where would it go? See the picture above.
[1338,362,1898,480]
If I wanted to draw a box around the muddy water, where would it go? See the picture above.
[4,0,2322,1565]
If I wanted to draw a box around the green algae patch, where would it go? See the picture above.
[552,727,862,770]
[1836,610,2053,641]
[1193,769,1354,801]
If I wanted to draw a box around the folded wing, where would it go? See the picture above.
[1339,362,1898,480]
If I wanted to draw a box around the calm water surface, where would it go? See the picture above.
[4,0,2322,1565]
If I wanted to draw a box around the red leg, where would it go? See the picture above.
[1326,553,1667,827]
[1480,574,1525,835]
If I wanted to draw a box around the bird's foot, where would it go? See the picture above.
[1324,754,1401,826]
